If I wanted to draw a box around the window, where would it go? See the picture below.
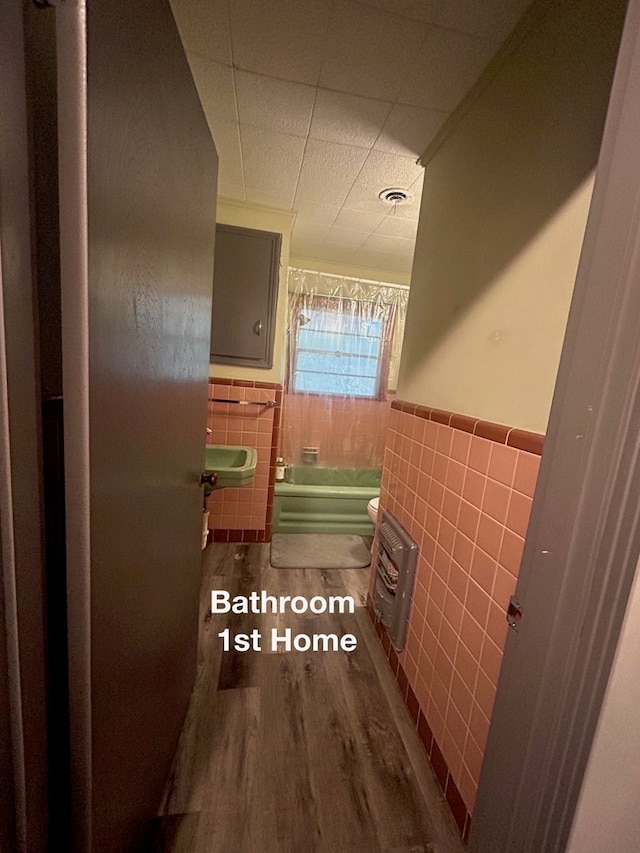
[290,296,392,398]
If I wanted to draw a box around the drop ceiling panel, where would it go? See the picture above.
[316,242,358,263]
[379,252,415,272]
[319,0,431,101]
[292,218,333,244]
[361,232,415,256]
[358,0,443,24]
[295,201,342,225]
[374,103,449,158]
[220,183,246,202]
[174,0,533,277]
[350,244,390,267]
[356,150,424,189]
[323,226,370,249]
[187,55,238,125]
[243,184,297,209]
[309,90,392,149]
[228,0,332,85]
[240,126,306,206]
[383,198,420,220]
[235,70,316,136]
[333,208,386,232]
[294,139,369,204]
[342,182,392,215]
[209,120,245,190]
[374,213,419,238]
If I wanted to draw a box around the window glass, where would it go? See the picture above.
[292,307,384,397]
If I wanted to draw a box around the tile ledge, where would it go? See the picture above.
[392,399,544,456]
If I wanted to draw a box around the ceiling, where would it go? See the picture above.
[170,0,532,278]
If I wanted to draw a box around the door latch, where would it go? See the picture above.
[506,595,523,629]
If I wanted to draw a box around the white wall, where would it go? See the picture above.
[398,0,623,433]
[566,559,640,852]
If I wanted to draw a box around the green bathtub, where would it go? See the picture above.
[273,467,381,535]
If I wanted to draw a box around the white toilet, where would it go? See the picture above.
[367,496,380,526]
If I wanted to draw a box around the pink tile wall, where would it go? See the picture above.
[206,380,279,535]
[280,392,393,468]
[376,403,541,824]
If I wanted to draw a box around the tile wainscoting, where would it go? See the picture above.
[367,400,543,841]
[206,378,282,543]
[280,392,393,469]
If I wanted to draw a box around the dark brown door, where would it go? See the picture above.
[56,1,218,849]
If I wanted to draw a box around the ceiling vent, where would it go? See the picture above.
[378,187,412,206]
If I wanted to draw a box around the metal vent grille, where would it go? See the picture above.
[379,519,403,553]
[373,510,418,650]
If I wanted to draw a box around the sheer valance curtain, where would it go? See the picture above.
[281,268,409,471]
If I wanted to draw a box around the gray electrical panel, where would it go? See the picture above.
[210,224,281,368]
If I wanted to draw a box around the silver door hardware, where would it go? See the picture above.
[506,595,523,629]
[253,320,262,335]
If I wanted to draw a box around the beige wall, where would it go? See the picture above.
[398,0,624,434]
[289,254,410,287]
[211,198,294,383]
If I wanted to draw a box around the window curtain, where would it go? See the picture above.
[281,268,408,473]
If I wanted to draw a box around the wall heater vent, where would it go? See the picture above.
[373,510,418,650]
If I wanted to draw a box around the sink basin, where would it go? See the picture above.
[204,445,257,491]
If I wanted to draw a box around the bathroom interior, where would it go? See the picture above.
[2,0,636,851]
[184,0,627,849]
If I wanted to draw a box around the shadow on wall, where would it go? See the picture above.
[399,0,627,430]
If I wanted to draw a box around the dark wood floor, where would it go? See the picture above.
[152,542,464,853]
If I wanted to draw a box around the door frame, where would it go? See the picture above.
[0,2,49,850]
[55,1,92,849]
[470,0,640,849]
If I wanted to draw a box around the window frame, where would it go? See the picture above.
[287,293,393,401]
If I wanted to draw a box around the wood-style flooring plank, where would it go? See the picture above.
[326,615,441,852]
[265,649,385,853]
[157,542,465,853]
[337,565,372,606]
[193,687,261,853]
[252,653,327,853]
[356,609,465,852]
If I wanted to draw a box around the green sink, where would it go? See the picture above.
[204,445,257,491]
